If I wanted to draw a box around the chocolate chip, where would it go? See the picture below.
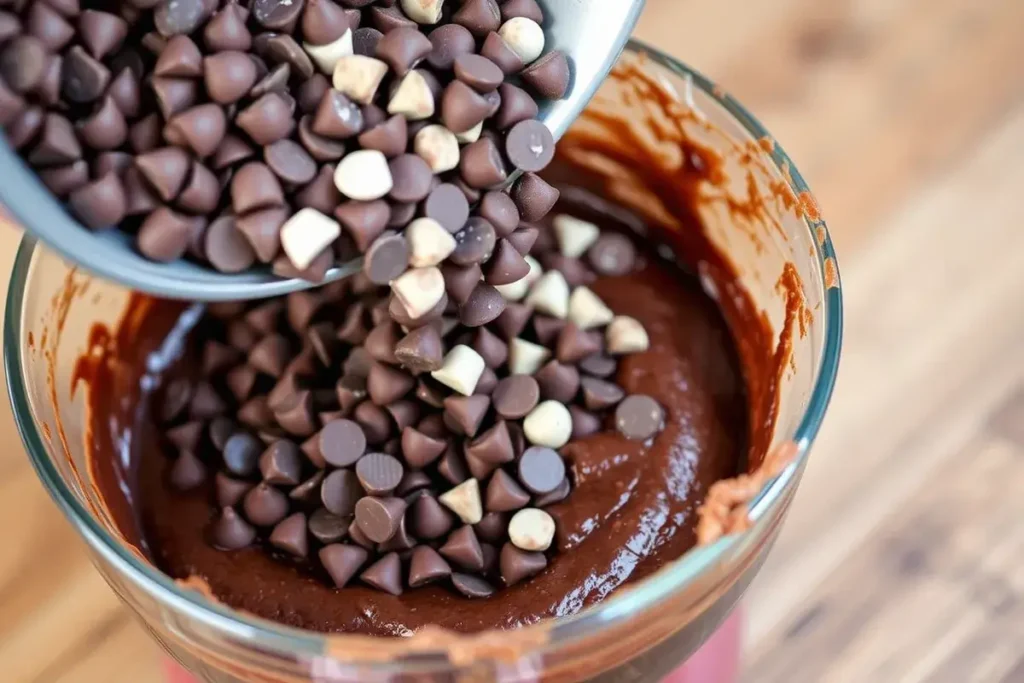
[312,88,363,139]
[441,80,490,135]
[243,482,289,526]
[166,103,228,158]
[555,323,601,364]
[451,217,496,266]
[406,546,451,587]
[578,352,617,379]
[614,395,664,441]
[468,420,515,465]
[492,301,531,340]
[205,215,257,273]
[203,51,258,104]
[451,572,495,598]
[236,93,295,145]
[308,508,349,543]
[360,551,402,595]
[39,161,89,198]
[253,0,305,30]
[151,76,198,119]
[426,23,474,70]
[212,133,255,169]
[454,54,503,92]
[155,0,211,35]
[1,37,45,93]
[354,451,403,496]
[588,233,637,276]
[354,495,405,542]
[492,375,539,420]
[169,450,206,491]
[61,46,110,103]
[352,26,383,56]
[394,325,444,373]
[167,420,204,453]
[137,207,194,262]
[268,512,308,557]
[453,0,500,36]
[518,446,565,495]
[155,35,202,77]
[321,468,364,516]
[302,0,349,45]
[460,283,505,327]
[375,26,431,76]
[27,3,74,52]
[68,171,127,230]
[318,418,366,467]
[440,524,483,570]
[232,161,285,213]
[258,439,303,485]
[505,119,554,173]
[363,231,409,284]
[420,184,467,235]
[204,4,252,52]
[580,377,625,411]
[459,137,507,188]
[499,542,546,586]
[209,507,256,550]
[215,472,254,508]
[238,396,277,428]
[6,106,44,151]
[320,543,368,587]
[521,49,570,99]
[234,207,286,262]
[265,33,314,79]
[357,113,406,157]
[388,153,433,203]
[480,30,523,76]
[261,138,316,185]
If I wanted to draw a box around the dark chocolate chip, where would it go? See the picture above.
[166,103,227,158]
[269,512,309,557]
[354,495,405,542]
[204,5,252,52]
[394,325,444,373]
[451,217,496,266]
[209,507,256,550]
[500,542,546,586]
[236,92,295,145]
[151,76,198,119]
[580,377,625,411]
[308,508,349,543]
[388,153,433,203]
[532,316,564,346]
[480,31,522,75]
[441,80,491,136]
[427,23,474,70]
[312,88,363,139]
[452,0,500,36]
[235,207,287,262]
[501,0,544,22]
[454,53,503,92]
[614,395,664,441]
[320,543,368,587]
[518,446,566,495]
[459,137,507,188]
[177,161,220,214]
[442,394,489,438]
[205,215,257,273]
[588,233,637,276]
[135,146,190,202]
[39,161,89,198]
[375,26,431,76]
[302,0,349,45]
[318,418,367,467]
[170,450,207,491]
[212,133,255,169]
[167,420,204,452]
[215,472,253,508]
[137,207,193,262]
[522,49,570,99]
[360,551,402,595]
[407,546,451,587]
[321,468,364,516]
[243,482,289,526]
[505,119,554,173]
[460,283,505,327]
[556,323,601,364]
[253,0,305,31]
[27,3,74,52]
[352,26,383,56]
[578,352,617,379]
[357,113,406,157]
[363,231,409,284]
[492,376,539,419]
[231,161,285,213]
[440,525,484,571]
[265,33,314,79]
[492,301,531,340]
[204,51,258,104]
[1,36,46,93]
[259,440,304,485]
[155,34,202,77]
[68,172,126,230]
[354,400,394,444]
[154,0,211,37]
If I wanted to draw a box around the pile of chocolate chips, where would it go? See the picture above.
[0,0,571,279]
[160,209,664,597]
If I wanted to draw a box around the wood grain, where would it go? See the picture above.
[2,0,1023,681]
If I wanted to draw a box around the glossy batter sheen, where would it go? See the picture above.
[88,189,749,637]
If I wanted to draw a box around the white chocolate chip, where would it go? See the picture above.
[455,121,483,144]
[568,286,613,330]
[303,29,353,75]
[606,315,650,354]
[523,400,572,449]
[414,124,460,173]
[431,344,486,396]
[388,70,435,120]
[439,478,483,524]
[498,17,545,65]
[508,337,550,375]
[333,149,393,200]
[552,214,600,259]
[525,269,569,319]
[279,208,341,271]
[401,0,444,24]
[332,55,389,105]
[494,255,541,301]
[406,217,456,267]
[508,508,555,552]
[392,266,445,319]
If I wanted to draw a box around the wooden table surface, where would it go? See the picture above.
[4,1,1024,681]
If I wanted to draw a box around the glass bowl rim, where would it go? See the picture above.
[4,39,844,664]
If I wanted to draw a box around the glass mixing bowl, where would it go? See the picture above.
[5,41,842,683]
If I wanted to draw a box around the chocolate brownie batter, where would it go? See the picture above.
[85,179,754,635]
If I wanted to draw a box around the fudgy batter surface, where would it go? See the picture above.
[88,182,749,635]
